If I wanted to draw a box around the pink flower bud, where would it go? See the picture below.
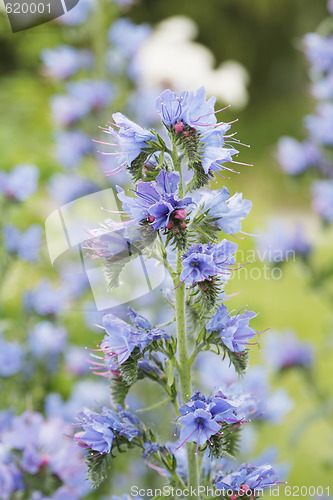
[174,122,184,134]
[230,494,238,500]
[181,221,187,228]
[174,209,187,220]
[240,484,250,493]
[166,221,174,229]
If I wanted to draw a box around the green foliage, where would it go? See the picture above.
[224,347,249,376]
[189,208,220,245]
[23,469,62,497]
[208,422,241,459]
[86,451,113,490]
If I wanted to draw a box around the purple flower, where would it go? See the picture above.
[178,409,221,450]
[28,321,68,359]
[277,137,320,175]
[303,33,333,73]
[24,279,69,317]
[75,406,142,453]
[177,392,240,451]
[108,112,155,168]
[206,304,257,353]
[95,309,170,371]
[1,412,89,497]
[41,45,93,80]
[197,187,252,234]
[180,240,238,286]
[67,80,114,111]
[200,127,239,175]
[312,70,333,100]
[305,103,333,146]
[74,408,115,454]
[48,174,99,205]
[312,180,333,222]
[50,94,89,127]
[45,380,109,422]
[117,170,192,230]
[108,18,152,58]
[0,164,39,202]
[57,0,93,25]
[0,334,24,377]
[263,331,314,371]
[257,219,312,262]
[142,441,162,459]
[54,130,93,169]
[156,87,217,131]
[3,224,42,262]
[215,463,279,491]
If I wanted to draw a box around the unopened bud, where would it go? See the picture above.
[174,122,184,134]
[174,209,187,220]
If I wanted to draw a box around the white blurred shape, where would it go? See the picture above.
[137,16,249,109]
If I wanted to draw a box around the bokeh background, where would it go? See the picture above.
[0,0,332,498]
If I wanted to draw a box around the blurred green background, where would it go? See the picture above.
[0,0,332,497]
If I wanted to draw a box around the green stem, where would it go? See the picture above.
[136,396,173,413]
[171,144,200,493]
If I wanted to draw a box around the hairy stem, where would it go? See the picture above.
[171,144,200,493]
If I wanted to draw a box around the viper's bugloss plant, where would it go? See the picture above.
[74,86,281,497]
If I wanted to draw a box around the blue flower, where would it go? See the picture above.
[263,330,314,371]
[48,174,99,205]
[312,179,333,222]
[178,409,221,450]
[67,80,114,111]
[303,33,333,73]
[277,137,321,175]
[96,310,170,371]
[200,128,239,175]
[198,187,252,234]
[54,130,93,170]
[156,87,217,131]
[50,94,89,126]
[305,103,333,147]
[117,170,192,230]
[57,0,93,26]
[75,406,142,453]
[142,441,162,459]
[206,304,257,353]
[215,463,279,491]
[28,322,68,360]
[41,45,92,80]
[0,165,39,202]
[24,279,69,317]
[180,240,238,286]
[74,408,115,454]
[109,112,155,167]
[0,333,25,377]
[108,18,152,59]
[3,224,42,262]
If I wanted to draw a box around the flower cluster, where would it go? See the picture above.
[206,304,258,353]
[181,240,238,286]
[91,308,170,373]
[71,86,280,493]
[74,406,143,454]
[215,463,279,493]
[0,411,89,500]
[276,3,333,223]
[117,170,192,231]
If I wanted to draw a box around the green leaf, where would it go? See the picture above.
[165,358,175,387]
[86,452,112,490]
